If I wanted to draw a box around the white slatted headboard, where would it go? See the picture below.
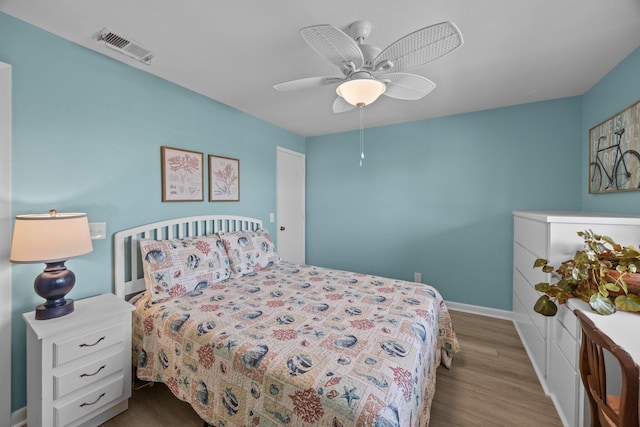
[113,215,263,298]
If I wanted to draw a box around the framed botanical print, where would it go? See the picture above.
[161,146,204,202]
[209,155,240,202]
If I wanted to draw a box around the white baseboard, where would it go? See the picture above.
[10,401,128,427]
[445,300,513,321]
[11,407,26,427]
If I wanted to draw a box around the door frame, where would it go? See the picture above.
[276,146,305,263]
[0,61,12,425]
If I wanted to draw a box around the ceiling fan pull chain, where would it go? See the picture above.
[359,105,365,167]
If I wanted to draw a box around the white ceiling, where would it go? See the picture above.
[2,0,640,137]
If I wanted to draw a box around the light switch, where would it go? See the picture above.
[89,222,107,240]
[269,213,275,223]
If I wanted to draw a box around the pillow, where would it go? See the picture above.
[139,235,232,302]
[218,229,280,275]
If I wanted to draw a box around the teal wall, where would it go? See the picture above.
[582,47,640,213]
[3,8,640,417]
[306,98,583,309]
[304,45,640,310]
[1,13,305,412]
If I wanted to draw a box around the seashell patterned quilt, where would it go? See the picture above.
[131,261,459,426]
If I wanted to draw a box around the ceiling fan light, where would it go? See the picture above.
[336,79,386,107]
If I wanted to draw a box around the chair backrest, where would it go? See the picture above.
[575,310,640,427]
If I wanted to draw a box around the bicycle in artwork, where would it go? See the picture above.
[589,128,640,192]
[589,101,640,193]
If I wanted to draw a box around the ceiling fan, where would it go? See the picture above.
[274,20,463,113]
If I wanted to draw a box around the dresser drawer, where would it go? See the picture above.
[54,374,125,427]
[54,349,124,400]
[513,291,547,376]
[514,268,547,339]
[556,302,579,340]
[514,216,547,258]
[548,338,579,427]
[514,243,547,290]
[550,316,578,368]
[54,323,122,366]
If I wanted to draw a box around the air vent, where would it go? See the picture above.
[97,28,154,65]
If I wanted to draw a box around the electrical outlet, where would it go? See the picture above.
[89,222,107,240]
[414,272,422,283]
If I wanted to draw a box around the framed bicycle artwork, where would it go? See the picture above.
[589,99,640,194]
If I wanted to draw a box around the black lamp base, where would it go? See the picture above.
[34,261,76,320]
[35,298,74,320]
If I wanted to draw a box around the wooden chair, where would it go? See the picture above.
[575,310,640,427]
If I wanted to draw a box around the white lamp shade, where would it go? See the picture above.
[336,78,386,106]
[10,212,93,263]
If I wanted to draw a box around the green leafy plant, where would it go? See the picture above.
[533,230,640,316]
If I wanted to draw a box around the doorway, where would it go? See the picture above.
[0,61,12,425]
[276,147,305,264]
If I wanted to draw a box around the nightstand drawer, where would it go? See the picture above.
[54,374,125,427]
[54,349,124,400]
[54,323,122,366]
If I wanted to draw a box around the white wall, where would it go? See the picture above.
[0,62,12,427]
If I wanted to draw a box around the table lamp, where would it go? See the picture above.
[10,210,93,320]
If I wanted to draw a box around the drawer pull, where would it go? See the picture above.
[79,392,105,408]
[80,365,106,378]
[79,336,105,348]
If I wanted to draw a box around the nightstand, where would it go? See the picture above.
[23,293,135,427]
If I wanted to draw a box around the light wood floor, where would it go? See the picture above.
[102,310,562,427]
[429,311,562,426]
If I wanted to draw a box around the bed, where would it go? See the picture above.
[113,215,459,426]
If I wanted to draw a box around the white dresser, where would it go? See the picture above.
[512,211,640,427]
[23,293,134,427]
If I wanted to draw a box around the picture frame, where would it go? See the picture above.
[209,154,240,202]
[161,146,204,202]
[588,100,640,194]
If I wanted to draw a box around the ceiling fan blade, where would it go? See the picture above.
[274,76,344,91]
[374,21,463,74]
[333,96,357,113]
[382,73,436,100]
[300,24,364,72]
